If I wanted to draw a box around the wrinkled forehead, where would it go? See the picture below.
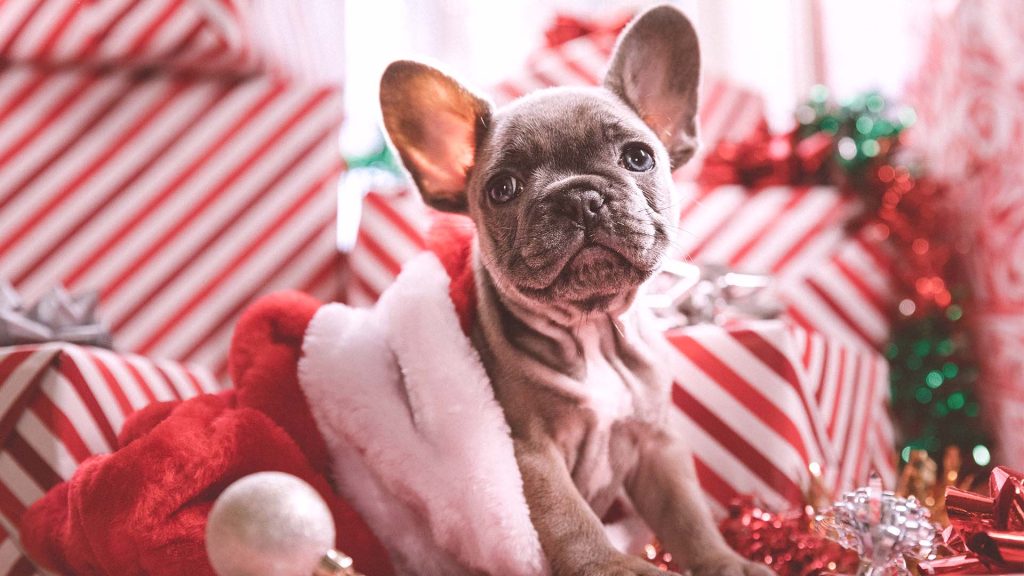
[476,88,654,173]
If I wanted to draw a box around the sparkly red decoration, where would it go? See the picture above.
[698,125,833,189]
[921,466,1024,574]
[852,162,961,317]
[718,498,859,576]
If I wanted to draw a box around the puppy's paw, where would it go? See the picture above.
[578,554,683,576]
[690,553,776,576]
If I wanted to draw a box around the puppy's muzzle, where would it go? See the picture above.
[553,189,607,231]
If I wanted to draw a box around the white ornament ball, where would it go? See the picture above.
[206,472,336,576]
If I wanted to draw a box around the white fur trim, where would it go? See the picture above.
[299,253,547,576]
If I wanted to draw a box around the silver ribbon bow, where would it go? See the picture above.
[0,281,113,349]
[815,474,937,576]
[643,260,782,329]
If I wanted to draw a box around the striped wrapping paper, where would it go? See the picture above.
[0,527,35,576]
[0,0,261,74]
[674,184,897,350]
[0,2,346,382]
[0,343,221,575]
[666,320,895,516]
[345,187,431,307]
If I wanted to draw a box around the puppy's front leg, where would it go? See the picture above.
[626,430,776,576]
[515,438,680,576]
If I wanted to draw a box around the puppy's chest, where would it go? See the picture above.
[557,324,666,504]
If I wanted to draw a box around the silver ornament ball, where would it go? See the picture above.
[206,472,336,576]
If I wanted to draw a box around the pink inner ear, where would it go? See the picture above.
[408,106,477,196]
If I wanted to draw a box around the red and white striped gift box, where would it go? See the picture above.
[0,526,36,576]
[666,319,895,516]
[345,187,431,307]
[0,343,220,575]
[0,1,346,381]
[674,184,897,349]
[0,0,261,74]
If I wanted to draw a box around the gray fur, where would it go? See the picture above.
[380,5,777,576]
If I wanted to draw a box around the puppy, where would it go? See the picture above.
[380,6,775,576]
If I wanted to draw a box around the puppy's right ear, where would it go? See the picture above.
[605,5,701,169]
[380,61,492,213]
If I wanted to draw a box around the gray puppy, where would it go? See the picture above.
[380,5,776,576]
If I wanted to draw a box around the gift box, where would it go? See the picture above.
[664,319,895,516]
[0,343,221,574]
[0,0,346,382]
[674,183,897,350]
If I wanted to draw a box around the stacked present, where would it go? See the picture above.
[0,0,346,383]
[341,15,898,515]
[0,1,346,572]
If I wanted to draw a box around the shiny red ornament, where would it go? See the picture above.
[718,497,859,576]
[921,467,1024,574]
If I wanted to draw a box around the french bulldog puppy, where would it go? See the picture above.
[380,5,776,576]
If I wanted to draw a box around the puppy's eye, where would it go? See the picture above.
[487,174,520,203]
[620,144,655,172]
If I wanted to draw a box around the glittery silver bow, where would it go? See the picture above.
[643,260,782,329]
[0,281,113,349]
[815,475,937,576]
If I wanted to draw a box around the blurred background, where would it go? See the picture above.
[340,0,935,152]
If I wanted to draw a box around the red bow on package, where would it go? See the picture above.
[921,466,1024,574]
[698,125,833,189]
[543,13,632,47]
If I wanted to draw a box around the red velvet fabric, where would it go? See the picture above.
[427,213,478,335]
[21,291,394,576]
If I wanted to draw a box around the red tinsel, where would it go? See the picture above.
[638,496,856,569]
[698,122,961,318]
[643,498,860,575]
[855,161,960,316]
[719,498,859,576]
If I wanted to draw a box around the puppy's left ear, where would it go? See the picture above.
[380,61,492,213]
[605,5,701,168]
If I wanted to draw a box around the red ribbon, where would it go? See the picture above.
[921,466,1024,574]
[544,14,631,48]
[697,124,833,189]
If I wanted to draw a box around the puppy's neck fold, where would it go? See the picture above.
[472,250,641,377]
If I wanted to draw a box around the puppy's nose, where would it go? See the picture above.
[557,190,606,227]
